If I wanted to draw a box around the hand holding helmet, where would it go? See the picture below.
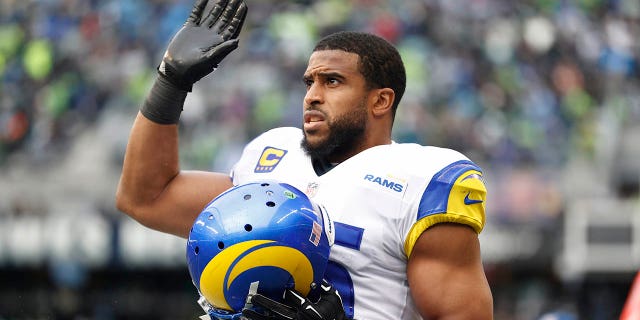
[241,279,350,320]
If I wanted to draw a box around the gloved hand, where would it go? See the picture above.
[141,0,247,124]
[241,280,350,320]
[160,0,248,91]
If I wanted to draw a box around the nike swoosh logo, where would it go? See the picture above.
[464,191,483,205]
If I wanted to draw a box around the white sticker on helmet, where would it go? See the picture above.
[318,204,335,247]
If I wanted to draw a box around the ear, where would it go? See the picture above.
[370,88,395,117]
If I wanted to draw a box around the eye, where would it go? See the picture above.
[327,78,340,86]
[303,78,313,88]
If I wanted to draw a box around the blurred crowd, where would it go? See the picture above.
[1,0,639,219]
[1,0,639,319]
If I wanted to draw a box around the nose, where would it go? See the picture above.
[304,82,323,108]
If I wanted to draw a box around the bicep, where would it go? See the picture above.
[136,170,234,238]
[407,223,493,320]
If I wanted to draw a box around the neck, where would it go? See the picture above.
[312,157,335,176]
[327,138,392,164]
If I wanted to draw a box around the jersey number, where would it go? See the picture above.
[324,222,364,319]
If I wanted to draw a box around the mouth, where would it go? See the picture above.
[303,110,326,132]
[304,110,325,124]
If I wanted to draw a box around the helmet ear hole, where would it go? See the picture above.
[266,201,276,207]
[218,241,225,249]
[244,224,253,232]
[194,246,199,255]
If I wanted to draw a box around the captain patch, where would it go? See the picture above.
[254,147,287,173]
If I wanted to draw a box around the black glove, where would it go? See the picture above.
[241,280,350,320]
[160,0,248,91]
[141,0,247,124]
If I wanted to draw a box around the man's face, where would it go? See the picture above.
[301,50,370,161]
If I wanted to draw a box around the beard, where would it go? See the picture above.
[301,100,367,161]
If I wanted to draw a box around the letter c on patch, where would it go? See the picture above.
[255,147,287,173]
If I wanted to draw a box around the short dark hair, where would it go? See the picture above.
[313,31,406,116]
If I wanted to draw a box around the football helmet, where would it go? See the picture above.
[187,180,334,316]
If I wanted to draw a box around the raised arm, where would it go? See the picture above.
[408,223,494,320]
[115,0,247,238]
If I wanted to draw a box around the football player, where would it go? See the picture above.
[115,0,494,319]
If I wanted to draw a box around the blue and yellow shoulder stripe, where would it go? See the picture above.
[404,160,487,257]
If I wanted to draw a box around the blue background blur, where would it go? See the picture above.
[1,0,639,319]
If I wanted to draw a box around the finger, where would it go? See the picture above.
[241,308,277,320]
[319,287,343,305]
[205,39,239,60]
[212,0,242,32]
[187,0,209,25]
[316,281,344,309]
[222,1,247,40]
[319,280,334,294]
[283,289,307,308]
[319,280,340,299]
[202,0,229,27]
[249,294,297,319]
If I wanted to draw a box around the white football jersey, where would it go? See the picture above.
[230,127,487,320]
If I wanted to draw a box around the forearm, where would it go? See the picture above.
[116,86,233,237]
[116,112,180,214]
[116,73,187,208]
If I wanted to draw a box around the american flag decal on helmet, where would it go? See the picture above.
[309,221,322,246]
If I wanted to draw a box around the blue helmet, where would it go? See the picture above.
[187,180,334,314]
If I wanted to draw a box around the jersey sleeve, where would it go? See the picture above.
[404,160,487,258]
